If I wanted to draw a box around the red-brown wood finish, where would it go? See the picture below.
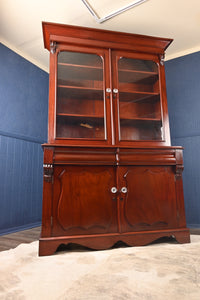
[118,166,178,232]
[52,165,118,236]
[39,22,190,256]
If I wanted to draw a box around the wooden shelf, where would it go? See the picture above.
[58,85,102,91]
[58,63,103,81]
[119,90,159,102]
[119,68,157,75]
[57,114,161,124]
[120,117,162,124]
[58,63,157,84]
[57,85,103,99]
[57,85,158,102]
[118,68,158,83]
[57,113,104,119]
[58,62,102,70]
[57,114,105,129]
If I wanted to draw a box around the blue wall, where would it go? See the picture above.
[0,43,48,234]
[166,51,200,228]
[0,42,199,233]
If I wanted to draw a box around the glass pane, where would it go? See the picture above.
[118,57,163,141]
[56,51,105,139]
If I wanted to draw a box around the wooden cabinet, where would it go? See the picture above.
[39,22,190,256]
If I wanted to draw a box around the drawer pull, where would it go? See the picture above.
[121,187,127,193]
[111,187,118,194]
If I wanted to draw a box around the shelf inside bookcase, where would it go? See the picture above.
[57,113,104,119]
[119,94,161,120]
[58,63,103,81]
[118,68,158,84]
[120,117,162,125]
[57,51,105,139]
[58,51,103,67]
[120,120,163,141]
[57,98,104,116]
[58,62,102,69]
[56,113,105,139]
[118,57,158,72]
[117,57,162,142]
[119,90,160,102]
[58,85,103,91]
[57,85,104,100]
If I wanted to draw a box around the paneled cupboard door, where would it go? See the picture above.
[118,166,178,233]
[111,51,164,145]
[51,47,168,146]
[52,46,168,146]
[52,166,118,236]
[54,46,112,145]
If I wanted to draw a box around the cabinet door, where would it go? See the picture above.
[112,51,166,146]
[54,46,112,145]
[119,166,178,232]
[52,166,118,236]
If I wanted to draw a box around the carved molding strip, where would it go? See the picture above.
[175,164,184,180]
[43,164,53,183]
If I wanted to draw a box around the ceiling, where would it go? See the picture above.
[1,0,200,72]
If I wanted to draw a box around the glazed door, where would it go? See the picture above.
[52,166,118,236]
[118,166,178,232]
[112,51,165,146]
[53,45,112,145]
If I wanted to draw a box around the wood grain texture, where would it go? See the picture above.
[39,229,190,256]
[119,166,178,232]
[52,166,117,236]
[42,22,172,53]
[44,24,172,147]
[39,146,190,255]
[1,227,199,253]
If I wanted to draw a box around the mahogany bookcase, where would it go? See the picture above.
[39,22,190,256]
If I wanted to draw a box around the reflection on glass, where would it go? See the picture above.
[56,51,105,139]
[118,57,163,141]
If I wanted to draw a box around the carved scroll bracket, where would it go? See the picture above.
[175,164,184,180]
[50,41,56,54]
[116,148,120,165]
[43,164,54,183]
[159,54,165,66]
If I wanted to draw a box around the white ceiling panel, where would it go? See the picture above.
[0,0,200,72]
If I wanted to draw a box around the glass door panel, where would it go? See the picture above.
[117,57,163,141]
[56,51,106,140]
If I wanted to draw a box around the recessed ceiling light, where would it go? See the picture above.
[81,0,148,23]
